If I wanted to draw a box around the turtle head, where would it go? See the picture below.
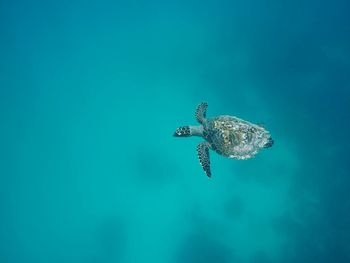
[173,126,192,137]
[173,125,204,137]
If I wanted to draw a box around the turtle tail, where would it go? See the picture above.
[264,137,274,148]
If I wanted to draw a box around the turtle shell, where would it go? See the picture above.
[204,115,271,159]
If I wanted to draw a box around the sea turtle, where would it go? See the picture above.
[173,102,274,178]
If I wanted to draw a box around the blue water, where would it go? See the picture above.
[1,1,350,262]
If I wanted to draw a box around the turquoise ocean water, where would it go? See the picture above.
[1,1,350,262]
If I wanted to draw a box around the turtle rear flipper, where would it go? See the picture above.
[195,102,208,124]
[197,142,211,178]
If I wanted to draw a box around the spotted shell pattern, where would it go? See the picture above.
[203,115,271,160]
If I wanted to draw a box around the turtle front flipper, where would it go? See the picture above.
[195,102,208,124]
[197,142,212,178]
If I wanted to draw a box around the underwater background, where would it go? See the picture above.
[1,0,350,262]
